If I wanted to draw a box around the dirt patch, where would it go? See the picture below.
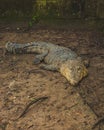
[0,28,104,130]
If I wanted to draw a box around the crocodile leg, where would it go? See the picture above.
[40,64,57,71]
[34,51,48,64]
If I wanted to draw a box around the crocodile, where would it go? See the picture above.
[5,41,88,85]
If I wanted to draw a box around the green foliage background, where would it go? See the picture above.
[0,0,104,20]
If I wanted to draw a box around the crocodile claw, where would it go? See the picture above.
[33,58,41,64]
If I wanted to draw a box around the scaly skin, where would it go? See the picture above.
[5,42,88,85]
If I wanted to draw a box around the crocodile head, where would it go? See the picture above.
[60,59,88,86]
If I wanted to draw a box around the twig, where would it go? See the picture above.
[86,102,99,118]
[78,91,100,118]
[17,96,48,120]
[92,117,104,129]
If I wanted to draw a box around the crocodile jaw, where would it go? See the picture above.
[60,61,88,86]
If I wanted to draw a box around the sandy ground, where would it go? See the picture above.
[0,26,104,130]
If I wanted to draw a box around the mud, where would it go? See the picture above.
[0,27,104,130]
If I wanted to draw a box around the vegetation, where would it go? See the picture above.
[0,0,104,19]
[0,0,104,30]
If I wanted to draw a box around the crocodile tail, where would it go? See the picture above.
[5,42,34,54]
[5,42,16,53]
